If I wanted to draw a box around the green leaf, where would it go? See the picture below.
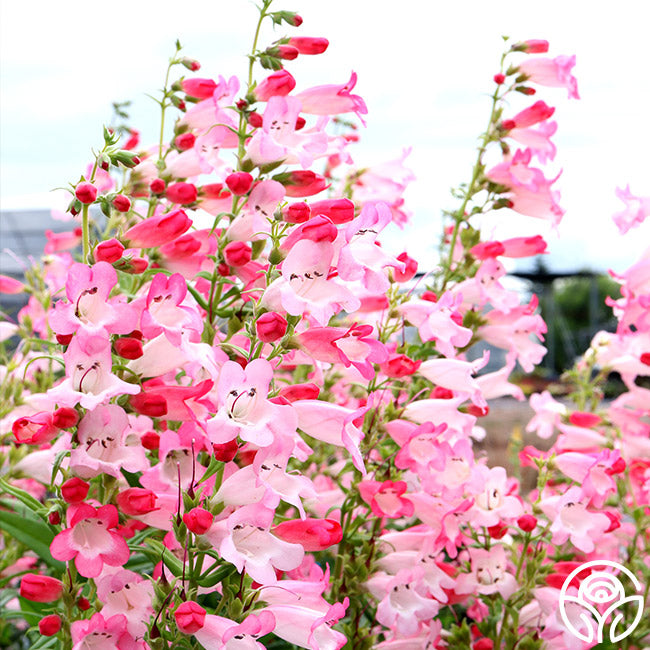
[0,508,64,571]
[197,562,237,588]
[135,539,185,577]
[0,477,46,515]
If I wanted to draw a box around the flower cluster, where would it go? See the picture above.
[1,9,649,650]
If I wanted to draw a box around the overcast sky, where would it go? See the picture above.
[1,0,649,274]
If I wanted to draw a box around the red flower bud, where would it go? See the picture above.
[183,507,214,535]
[124,129,140,150]
[295,116,306,130]
[150,178,166,194]
[20,574,64,602]
[117,488,158,516]
[277,45,299,60]
[48,511,61,525]
[95,238,125,263]
[166,182,198,205]
[421,291,437,302]
[394,252,418,282]
[213,438,239,462]
[225,172,254,196]
[523,39,549,53]
[248,112,264,128]
[473,640,494,650]
[467,404,489,417]
[487,522,508,539]
[181,57,201,71]
[217,262,230,276]
[256,312,288,342]
[181,78,217,99]
[279,382,320,402]
[288,37,329,55]
[12,412,58,444]
[61,477,89,504]
[174,601,206,634]
[431,386,454,399]
[115,337,144,360]
[493,73,506,84]
[111,195,131,213]
[52,406,79,429]
[283,202,311,223]
[470,241,506,260]
[39,614,62,636]
[175,132,196,151]
[75,182,98,204]
[308,198,354,224]
[223,241,252,267]
[640,352,650,366]
[517,514,538,532]
[141,430,160,450]
[291,14,303,26]
[380,355,421,378]
[568,411,602,427]
[273,518,342,551]
[501,119,516,131]
[130,392,168,417]
[77,597,91,610]
[56,333,73,345]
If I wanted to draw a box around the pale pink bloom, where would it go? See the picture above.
[297,323,387,380]
[246,96,328,168]
[554,449,622,507]
[336,202,406,293]
[469,466,524,527]
[159,228,218,278]
[51,504,130,578]
[452,258,520,314]
[526,390,567,439]
[47,331,140,409]
[349,149,415,227]
[49,262,137,336]
[264,239,360,326]
[402,396,476,437]
[71,612,142,650]
[390,420,447,474]
[479,305,547,373]
[226,180,285,242]
[219,505,304,584]
[96,569,154,638]
[293,400,369,474]
[70,405,147,479]
[44,228,82,254]
[540,486,611,552]
[508,120,558,163]
[417,351,490,408]
[141,272,203,346]
[369,569,439,637]
[296,71,367,120]
[398,292,472,358]
[194,611,276,650]
[554,422,608,453]
[476,353,525,401]
[180,75,240,130]
[207,359,281,448]
[518,54,580,99]
[612,185,650,235]
[455,545,517,599]
[0,274,25,294]
[501,234,548,257]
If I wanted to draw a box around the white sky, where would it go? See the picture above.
[1,0,649,274]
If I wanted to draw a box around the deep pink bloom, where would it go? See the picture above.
[117,488,158,516]
[166,182,198,205]
[61,477,90,504]
[183,507,214,535]
[39,614,62,636]
[273,518,342,550]
[225,171,254,195]
[182,77,217,99]
[175,601,207,634]
[256,311,288,342]
[255,69,296,101]
[224,241,252,267]
[12,412,58,444]
[359,480,414,518]
[283,170,329,197]
[0,274,25,294]
[95,238,125,263]
[122,209,192,247]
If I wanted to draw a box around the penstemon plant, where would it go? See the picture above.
[1,3,650,650]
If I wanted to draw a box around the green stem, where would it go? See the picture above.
[81,204,90,263]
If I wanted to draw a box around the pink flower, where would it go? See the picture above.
[95,238,125,263]
[71,613,139,650]
[0,274,25,294]
[182,77,217,99]
[456,545,517,599]
[359,480,414,518]
[19,574,64,602]
[273,518,342,551]
[175,601,206,634]
[256,312,288,342]
[288,37,329,55]
[12,411,58,444]
[298,323,387,380]
[255,69,296,100]
[44,228,82,253]
[122,208,192,247]
[518,54,580,99]
[612,185,650,235]
[75,181,97,204]
[39,614,62,636]
[50,504,130,577]
[469,466,523,527]
[296,71,368,121]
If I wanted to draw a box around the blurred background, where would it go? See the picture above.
[1,0,648,376]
